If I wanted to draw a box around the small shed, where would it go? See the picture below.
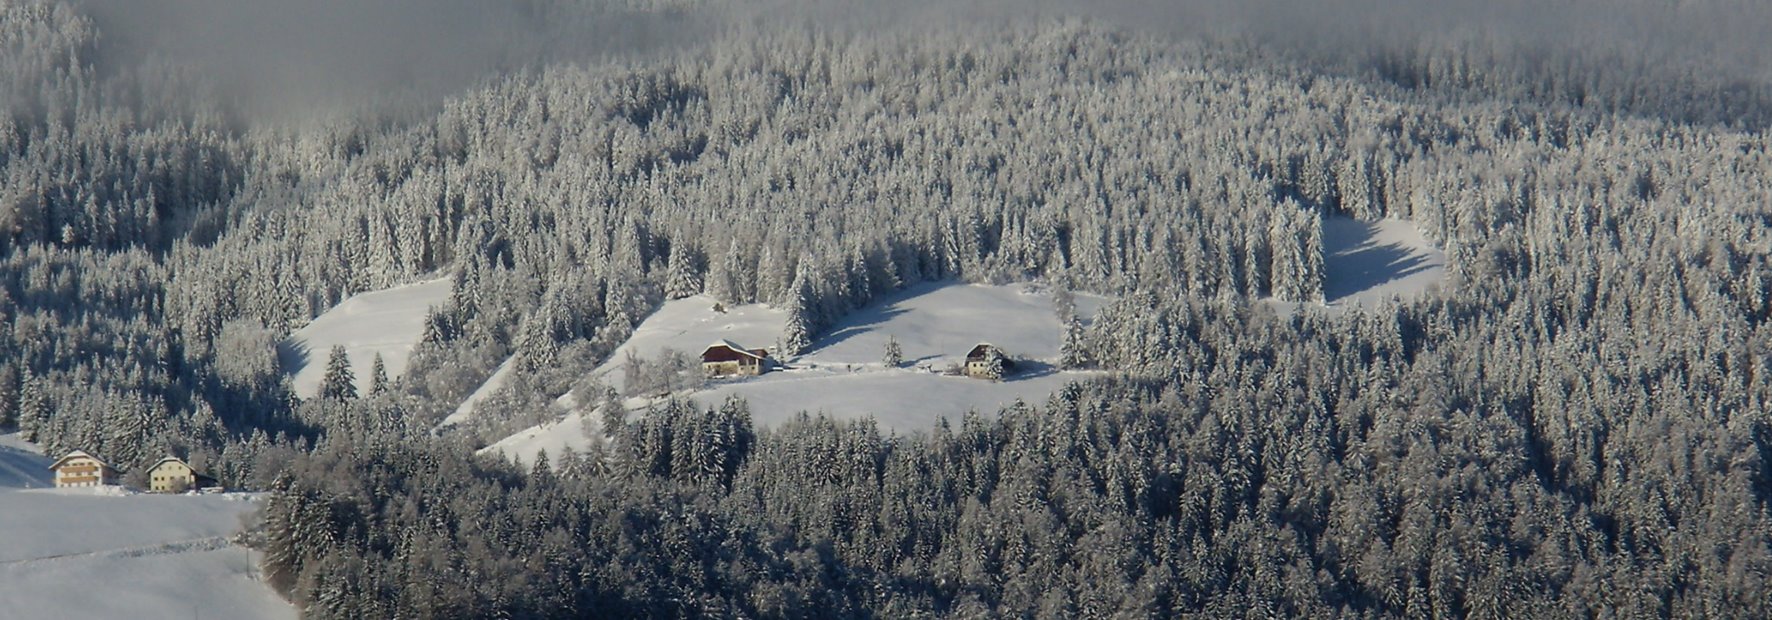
[48,450,118,488]
[702,340,771,377]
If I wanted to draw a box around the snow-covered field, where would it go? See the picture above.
[1320,217,1448,308]
[281,277,452,399]
[1269,217,1448,316]
[483,283,1110,467]
[587,294,787,393]
[0,434,294,619]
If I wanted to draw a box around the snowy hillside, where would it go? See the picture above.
[281,277,453,399]
[1268,217,1448,317]
[484,283,1110,466]
[0,434,294,619]
[589,294,786,393]
[803,282,1109,366]
[1320,217,1448,308]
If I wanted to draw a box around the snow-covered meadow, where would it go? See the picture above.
[280,277,453,399]
[482,283,1110,467]
[0,434,294,620]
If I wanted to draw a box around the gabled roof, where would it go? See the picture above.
[47,449,108,470]
[966,343,1001,360]
[702,340,768,361]
[149,456,192,471]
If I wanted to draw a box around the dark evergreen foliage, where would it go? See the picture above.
[3,0,1771,615]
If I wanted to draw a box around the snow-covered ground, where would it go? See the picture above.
[1320,217,1447,308]
[791,281,1109,365]
[0,434,294,619]
[483,283,1111,467]
[694,366,1089,431]
[587,294,787,394]
[1269,217,1448,316]
[281,277,452,399]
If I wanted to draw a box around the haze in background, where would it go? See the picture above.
[72,0,1772,125]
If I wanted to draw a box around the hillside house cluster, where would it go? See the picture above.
[47,451,219,492]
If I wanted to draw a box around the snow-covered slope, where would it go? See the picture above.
[281,277,453,399]
[479,410,597,468]
[0,432,52,488]
[807,281,1107,366]
[484,283,1110,466]
[0,434,294,619]
[693,366,1088,432]
[1267,217,1449,317]
[1320,217,1448,308]
[588,294,786,394]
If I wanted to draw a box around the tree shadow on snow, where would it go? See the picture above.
[1321,219,1438,302]
[277,340,313,376]
[0,445,54,488]
[812,305,912,351]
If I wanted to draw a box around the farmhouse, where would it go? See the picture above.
[147,456,219,493]
[48,450,118,488]
[964,343,1015,380]
[702,340,771,377]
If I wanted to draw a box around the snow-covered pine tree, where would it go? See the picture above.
[664,241,703,299]
[883,335,903,367]
[1061,316,1089,369]
[369,353,389,395]
[982,347,1006,381]
[320,345,357,400]
[779,262,815,357]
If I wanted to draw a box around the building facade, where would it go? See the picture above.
[147,456,213,493]
[702,341,770,377]
[964,343,1015,380]
[48,450,118,488]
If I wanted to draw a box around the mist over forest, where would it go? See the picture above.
[4,0,1772,617]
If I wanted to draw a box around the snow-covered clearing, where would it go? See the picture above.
[280,276,452,399]
[587,294,786,394]
[795,281,1109,365]
[483,283,1111,467]
[1321,217,1447,307]
[1270,217,1448,316]
[693,366,1090,431]
[0,434,293,619]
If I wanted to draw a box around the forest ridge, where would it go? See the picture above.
[1,0,1771,617]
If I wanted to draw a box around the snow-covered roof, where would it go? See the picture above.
[703,339,767,361]
[47,450,108,470]
[149,456,191,471]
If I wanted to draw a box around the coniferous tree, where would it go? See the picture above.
[320,346,357,401]
[1060,317,1089,369]
[368,353,389,396]
[779,263,815,357]
[883,335,903,368]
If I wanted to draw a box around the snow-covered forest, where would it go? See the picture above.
[3,0,1772,616]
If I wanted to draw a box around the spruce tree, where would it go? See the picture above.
[1060,317,1089,369]
[320,345,358,401]
[883,335,903,368]
[779,263,815,357]
[369,353,389,395]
